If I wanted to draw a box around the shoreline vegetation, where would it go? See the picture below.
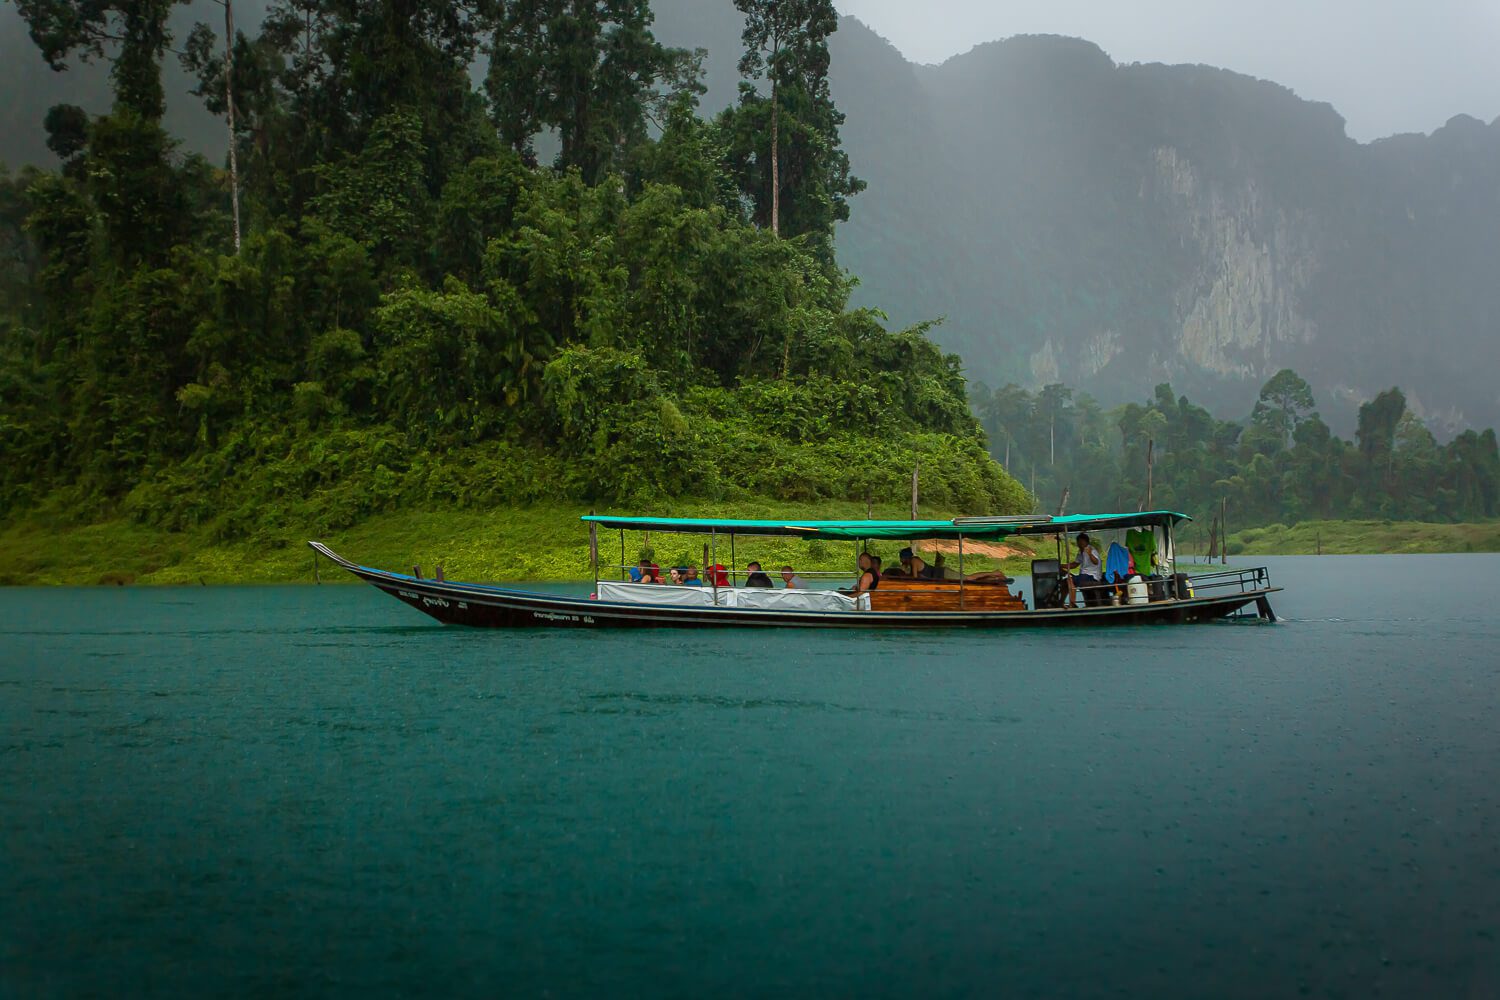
[1224,519,1500,557]
[2,508,1495,587]
[0,500,1038,587]
[4,4,1495,584]
[0,502,1039,587]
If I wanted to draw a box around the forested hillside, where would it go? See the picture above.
[0,0,1024,548]
[6,4,1495,434]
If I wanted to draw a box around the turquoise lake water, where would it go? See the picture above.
[3,555,1499,997]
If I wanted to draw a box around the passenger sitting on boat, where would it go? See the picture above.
[843,553,874,593]
[669,567,686,585]
[780,566,808,589]
[1064,533,1104,608]
[636,558,661,584]
[844,553,880,594]
[896,547,938,580]
[744,562,774,588]
[682,564,704,587]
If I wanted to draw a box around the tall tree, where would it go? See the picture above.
[725,0,863,247]
[16,0,191,265]
[1356,387,1406,487]
[485,0,698,185]
[1250,368,1316,451]
[16,0,182,120]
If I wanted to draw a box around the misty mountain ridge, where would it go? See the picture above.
[815,19,1500,434]
[4,3,1496,431]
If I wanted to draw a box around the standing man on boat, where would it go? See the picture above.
[1064,533,1104,608]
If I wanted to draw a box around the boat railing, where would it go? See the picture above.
[602,565,1008,592]
[1182,566,1272,598]
[601,562,1271,604]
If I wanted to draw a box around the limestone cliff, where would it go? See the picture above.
[823,25,1500,432]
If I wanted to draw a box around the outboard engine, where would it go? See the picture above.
[1031,559,1063,609]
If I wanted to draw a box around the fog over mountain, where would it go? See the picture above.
[4,1,1497,430]
[836,0,1500,143]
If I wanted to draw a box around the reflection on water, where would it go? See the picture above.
[2,555,1499,997]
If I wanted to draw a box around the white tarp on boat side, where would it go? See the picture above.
[596,582,716,607]
[594,582,869,612]
[726,588,868,613]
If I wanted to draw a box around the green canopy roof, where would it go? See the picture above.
[580,511,1190,542]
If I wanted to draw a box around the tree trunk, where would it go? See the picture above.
[770,73,780,236]
[225,0,241,253]
[1145,437,1154,509]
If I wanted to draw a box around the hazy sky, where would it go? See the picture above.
[836,0,1500,142]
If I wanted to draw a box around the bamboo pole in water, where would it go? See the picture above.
[1221,498,1228,565]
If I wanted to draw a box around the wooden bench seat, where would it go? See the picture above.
[868,578,1027,613]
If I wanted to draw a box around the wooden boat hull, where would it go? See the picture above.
[310,543,1279,629]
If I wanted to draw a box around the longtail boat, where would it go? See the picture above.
[309,510,1280,629]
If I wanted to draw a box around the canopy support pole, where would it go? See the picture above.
[589,517,599,588]
[1163,519,1170,585]
[958,534,966,610]
[730,535,737,586]
[710,530,718,604]
[1056,532,1065,609]
[619,530,625,583]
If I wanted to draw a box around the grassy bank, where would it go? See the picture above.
[1225,519,1500,556]
[11,509,1494,587]
[0,501,1040,586]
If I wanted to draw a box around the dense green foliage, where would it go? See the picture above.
[9,6,1498,436]
[975,370,1500,528]
[0,0,1024,548]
